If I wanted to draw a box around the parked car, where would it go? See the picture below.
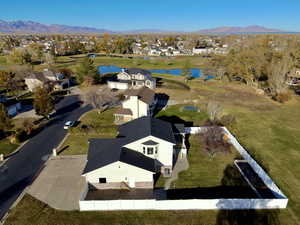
[64,121,76,129]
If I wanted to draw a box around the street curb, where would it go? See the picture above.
[0,140,29,167]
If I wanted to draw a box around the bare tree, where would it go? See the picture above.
[268,52,293,97]
[207,101,223,123]
[81,87,118,113]
[198,126,231,158]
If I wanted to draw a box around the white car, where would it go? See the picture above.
[64,121,76,129]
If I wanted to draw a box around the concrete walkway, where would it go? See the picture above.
[164,155,189,190]
[27,155,86,210]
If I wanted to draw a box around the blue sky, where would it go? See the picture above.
[1,0,300,31]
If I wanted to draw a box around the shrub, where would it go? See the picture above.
[14,128,27,143]
[198,126,231,158]
[272,92,291,103]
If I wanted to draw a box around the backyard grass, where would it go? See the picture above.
[59,108,117,155]
[5,194,291,225]
[155,104,209,126]
[0,138,19,156]
[171,135,240,189]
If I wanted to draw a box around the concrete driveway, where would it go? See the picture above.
[27,155,86,210]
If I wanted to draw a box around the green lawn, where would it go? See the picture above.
[59,108,117,155]
[0,138,19,156]
[171,135,240,189]
[155,104,209,126]
[52,54,209,71]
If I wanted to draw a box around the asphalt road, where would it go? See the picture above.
[0,95,92,220]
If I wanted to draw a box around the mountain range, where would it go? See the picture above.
[0,20,288,34]
[197,25,285,33]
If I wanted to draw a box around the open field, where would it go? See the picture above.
[0,54,209,71]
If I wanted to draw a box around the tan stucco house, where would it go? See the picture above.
[82,117,177,189]
[108,68,156,90]
[114,87,156,124]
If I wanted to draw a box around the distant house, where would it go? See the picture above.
[114,87,156,124]
[193,47,213,55]
[24,72,48,92]
[108,68,156,90]
[24,69,70,92]
[287,69,300,86]
[82,117,178,189]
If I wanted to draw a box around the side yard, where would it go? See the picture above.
[59,108,117,155]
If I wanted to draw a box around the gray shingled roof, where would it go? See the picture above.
[118,116,176,144]
[82,138,157,174]
[125,68,151,76]
[142,140,159,145]
[123,87,155,104]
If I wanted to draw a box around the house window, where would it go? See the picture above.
[99,178,107,183]
[147,147,154,155]
[146,80,151,87]
[164,168,171,175]
[143,146,146,154]
[155,146,158,154]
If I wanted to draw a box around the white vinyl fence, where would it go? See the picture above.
[79,127,288,211]
[79,197,287,211]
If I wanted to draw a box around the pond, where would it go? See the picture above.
[98,65,214,79]
[182,106,200,112]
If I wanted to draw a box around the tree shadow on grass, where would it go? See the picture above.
[216,164,281,225]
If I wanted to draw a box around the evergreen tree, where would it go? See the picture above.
[33,87,54,119]
[76,58,98,84]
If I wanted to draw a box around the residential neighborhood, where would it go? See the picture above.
[0,2,300,225]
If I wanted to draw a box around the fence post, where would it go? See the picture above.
[52,148,57,157]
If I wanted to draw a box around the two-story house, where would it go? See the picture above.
[82,117,177,189]
[114,87,156,124]
[108,68,156,90]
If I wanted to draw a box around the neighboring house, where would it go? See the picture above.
[287,69,300,86]
[2,99,22,117]
[25,69,70,91]
[24,72,48,92]
[114,87,156,124]
[108,68,156,90]
[82,117,178,189]
[43,69,64,81]
[0,94,7,103]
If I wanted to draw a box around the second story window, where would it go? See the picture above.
[147,147,154,155]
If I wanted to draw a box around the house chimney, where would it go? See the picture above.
[0,154,4,161]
